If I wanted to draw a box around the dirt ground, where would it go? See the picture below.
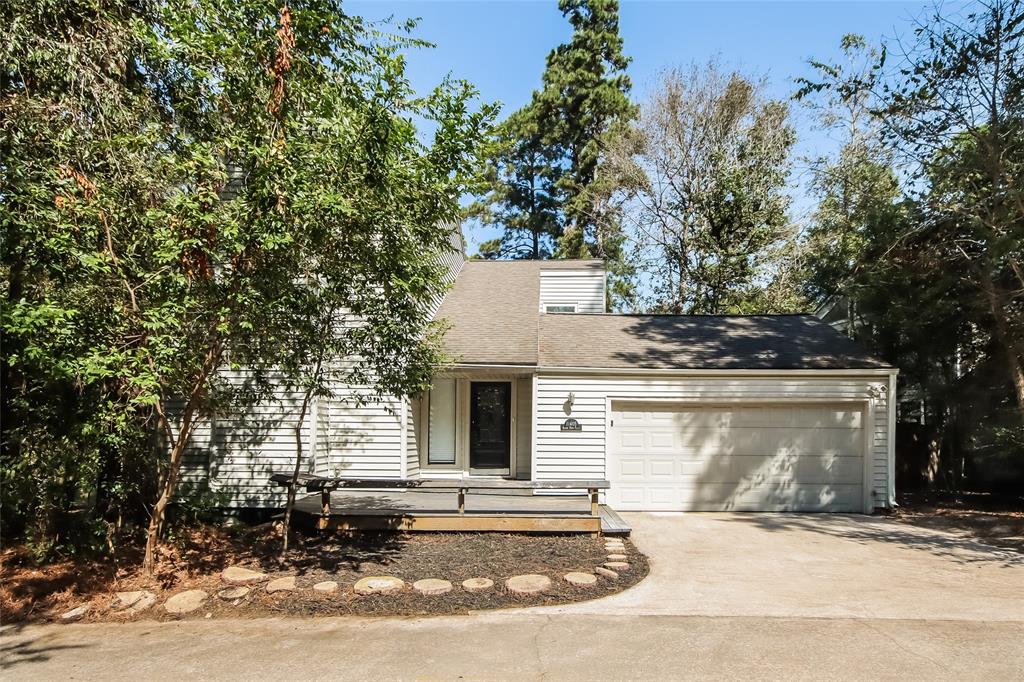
[0,525,648,623]
[890,491,1024,551]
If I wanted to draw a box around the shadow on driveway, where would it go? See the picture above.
[724,513,1024,568]
[0,623,89,671]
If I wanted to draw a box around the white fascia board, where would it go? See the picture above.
[452,363,899,378]
[888,372,898,506]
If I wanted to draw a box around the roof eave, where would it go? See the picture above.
[445,363,898,376]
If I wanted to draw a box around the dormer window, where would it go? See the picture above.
[544,303,577,313]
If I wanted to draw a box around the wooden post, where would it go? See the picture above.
[458,487,466,514]
[590,488,599,516]
[321,489,331,517]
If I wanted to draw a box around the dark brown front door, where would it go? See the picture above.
[469,382,511,470]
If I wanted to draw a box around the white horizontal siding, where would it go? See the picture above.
[539,269,605,313]
[534,373,894,506]
[515,376,532,479]
[322,226,460,480]
[406,398,421,479]
[179,225,464,504]
[425,223,465,319]
[314,395,331,477]
[325,384,403,478]
[179,369,313,508]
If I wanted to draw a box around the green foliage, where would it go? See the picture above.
[468,107,561,259]
[799,1,1024,486]
[797,36,908,307]
[469,0,635,303]
[538,0,636,262]
[600,63,800,314]
[1,0,494,559]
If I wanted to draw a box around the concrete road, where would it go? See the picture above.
[3,513,1022,681]
[3,613,1022,681]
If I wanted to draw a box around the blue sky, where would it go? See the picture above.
[348,0,938,253]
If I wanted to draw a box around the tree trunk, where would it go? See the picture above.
[282,384,315,557]
[984,283,1024,417]
[142,346,220,575]
[142,403,193,574]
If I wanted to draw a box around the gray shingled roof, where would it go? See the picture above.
[434,260,540,365]
[434,260,889,370]
[539,314,891,370]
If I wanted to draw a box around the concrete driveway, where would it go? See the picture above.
[3,513,1022,680]
[526,512,1024,621]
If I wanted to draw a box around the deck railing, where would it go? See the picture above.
[270,473,610,524]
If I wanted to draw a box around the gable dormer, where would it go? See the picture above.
[538,260,606,313]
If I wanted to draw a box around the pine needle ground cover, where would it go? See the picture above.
[1,527,648,622]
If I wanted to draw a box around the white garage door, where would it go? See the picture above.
[607,402,866,512]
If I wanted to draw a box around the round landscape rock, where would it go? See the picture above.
[217,586,251,601]
[221,566,269,586]
[111,590,156,615]
[604,561,630,571]
[595,566,619,579]
[266,576,297,594]
[462,578,494,593]
[353,576,405,595]
[164,589,208,614]
[413,578,453,596]
[505,574,552,595]
[606,553,629,561]
[563,572,598,587]
[312,581,339,594]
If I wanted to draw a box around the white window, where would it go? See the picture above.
[427,379,456,464]
[544,303,577,313]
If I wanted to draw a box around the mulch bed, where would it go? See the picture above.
[888,490,1024,552]
[1,524,648,623]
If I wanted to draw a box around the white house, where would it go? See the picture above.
[186,229,898,514]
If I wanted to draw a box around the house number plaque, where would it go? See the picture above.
[560,418,582,432]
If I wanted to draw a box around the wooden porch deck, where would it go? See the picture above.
[292,489,631,535]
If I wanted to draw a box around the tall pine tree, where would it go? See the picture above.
[471,0,634,271]
[469,107,560,259]
[540,0,634,261]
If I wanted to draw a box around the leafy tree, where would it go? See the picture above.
[2,0,169,556]
[469,107,561,259]
[599,62,799,314]
[799,0,1024,485]
[880,0,1024,420]
[2,0,493,568]
[797,36,905,305]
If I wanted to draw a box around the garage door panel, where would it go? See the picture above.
[648,458,676,478]
[830,409,863,429]
[823,429,862,451]
[687,484,863,512]
[678,459,706,476]
[608,403,865,512]
[649,432,675,449]
[616,486,646,506]
[797,455,862,481]
[648,486,676,505]
[617,458,645,478]
[618,431,645,450]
